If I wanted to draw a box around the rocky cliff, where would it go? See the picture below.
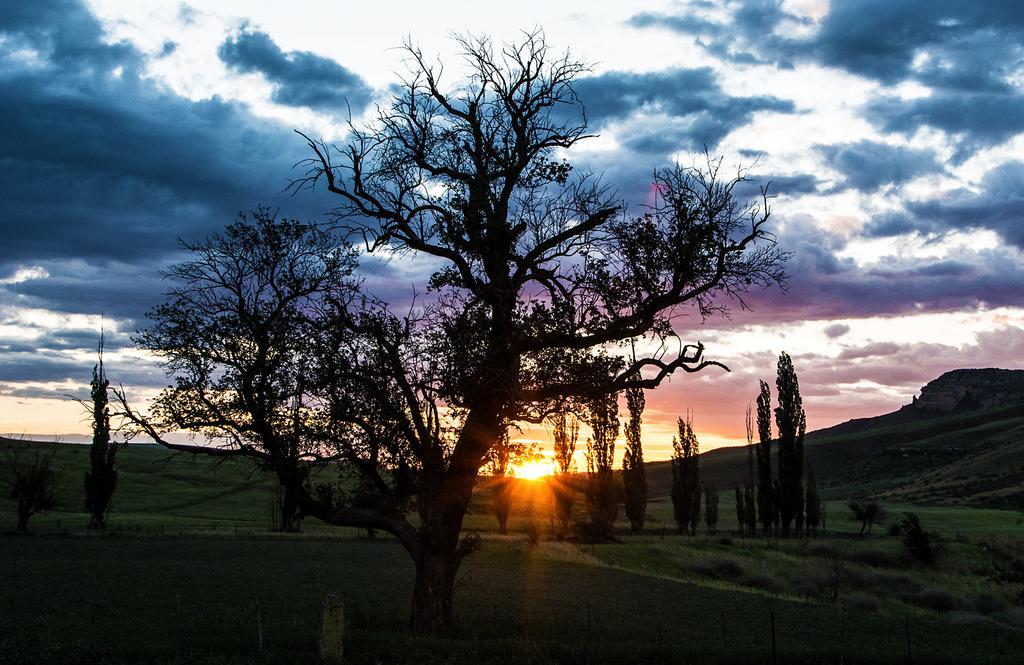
[913,368,1024,412]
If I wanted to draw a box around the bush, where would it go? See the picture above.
[692,557,745,579]
[742,573,785,594]
[1006,607,1024,627]
[525,521,541,547]
[969,594,1006,616]
[913,588,960,612]
[850,549,903,568]
[900,513,937,564]
[843,592,880,612]
[807,543,840,559]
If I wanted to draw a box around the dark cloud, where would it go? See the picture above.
[866,93,1024,159]
[571,68,793,153]
[837,341,901,360]
[816,140,943,192]
[218,29,373,115]
[715,216,1024,327]
[0,0,337,322]
[864,161,1024,248]
[823,323,850,339]
[629,1,1024,159]
[733,173,820,200]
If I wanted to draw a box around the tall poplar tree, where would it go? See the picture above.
[550,411,579,532]
[622,385,647,533]
[585,392,619,540]
[671,416,701,535]
[755,381,774,535]
[775,352,806,537]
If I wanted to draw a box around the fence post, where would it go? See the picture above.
[320,594,345,663]
[255,598,264,652]
[904,617,911,664]
[770,611,777,665]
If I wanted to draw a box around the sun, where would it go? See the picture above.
[511,459,554,481]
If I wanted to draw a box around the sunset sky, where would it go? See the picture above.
[3,0,1024,461]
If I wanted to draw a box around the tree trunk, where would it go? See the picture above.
[16,507,29,534]
[411,546,458,632]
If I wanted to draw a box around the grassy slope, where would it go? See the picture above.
[643,403,1024,509]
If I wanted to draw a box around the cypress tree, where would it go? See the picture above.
[755,381,774,535]
[775,352,806,537]
[84,333,119,530]
[622,386,647,533]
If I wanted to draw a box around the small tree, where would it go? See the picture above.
[486,426,538,534]
[622,385,647,533]
[805,463,821,536]
[585,391,619,540]
[848,501,886,537]
[83,334,122,530]
[755,381,774,535]
[5,445,58,533]
[704,485,719,535]
[549,410,579,532]
[900,513,936,564]
[734,485,745,535]
[775,352,806,537]
[671,416,701,535]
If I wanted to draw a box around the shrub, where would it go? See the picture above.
[850,549,903,568]
[1006,607,1024,627]
[807,543,840,559]
[969,594,1006,616]
[692,557,745,579]
[742,573,785,593]
[843,592,880,612]
[525,521,542,547]
[913,588,960,612]
[900,512,937,564]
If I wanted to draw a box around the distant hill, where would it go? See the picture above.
[645,368,1024,510]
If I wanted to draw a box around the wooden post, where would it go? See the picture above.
[904,617,911,664]
[320,594,344,663]
[770,611,777,665]
[255,598,263,652]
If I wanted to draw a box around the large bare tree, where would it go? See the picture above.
[121,32,786,632]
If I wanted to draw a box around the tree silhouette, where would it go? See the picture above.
[549,410,579,532]
[5,445,57,534]
[83,333,122,530]
[805,463,821,536]
[671,416,701,535]
[704,485,719,535]
[585,391,619,540]
[622,384,647,533]
[755,381,774,535]
[119,32,786,631]
[485,426,537,534]
[775,352,806,537]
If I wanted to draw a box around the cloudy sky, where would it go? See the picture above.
[3,0,1024,458]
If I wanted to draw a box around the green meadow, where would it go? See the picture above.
[2,440,1023,664]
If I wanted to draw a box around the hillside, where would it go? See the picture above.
[645,368,1024,509]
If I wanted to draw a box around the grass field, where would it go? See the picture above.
[2,535,1022,665]
[2,440,1023,664]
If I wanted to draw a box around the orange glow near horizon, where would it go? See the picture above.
[510,459,555,481]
